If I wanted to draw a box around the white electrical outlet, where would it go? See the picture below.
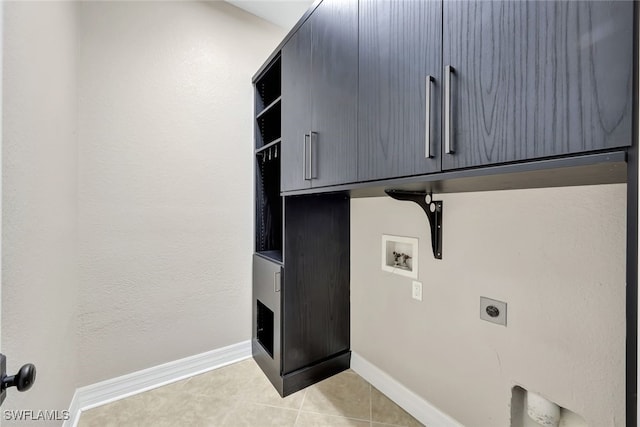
[480,297,507,326]
[412,281,422,301]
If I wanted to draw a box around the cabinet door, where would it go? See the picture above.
[358,0,442,181]
[442,1,633,170]
[309,0,358,187]
[282,194,350,375]
[281,22,312,192]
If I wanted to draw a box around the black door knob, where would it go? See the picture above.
[2,363,36,392]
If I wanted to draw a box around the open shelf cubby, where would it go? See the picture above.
[254,54,283,263]
[255,56,282,149]
[256,104,281,149]
[255,56,281,111]
[255,149,282,262]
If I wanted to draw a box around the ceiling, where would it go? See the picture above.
[224,0,314,29]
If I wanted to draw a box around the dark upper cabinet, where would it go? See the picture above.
[309,0,358,188]
[442,0,634,170]
[281,0,633,188]
[358,0,442,182]
[281,0,358,191]
[281,20,312,192]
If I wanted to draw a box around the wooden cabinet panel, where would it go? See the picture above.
[281,0,358,191]
[358,0,442,181]
[442,0,633,170]
[310,0,358,187]
[281,22,312,192]
[282,194,350,374]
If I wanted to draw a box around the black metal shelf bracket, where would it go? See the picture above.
[384,189,443,259]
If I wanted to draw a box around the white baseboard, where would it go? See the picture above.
[65,340,252,427]
[351,352,465,427]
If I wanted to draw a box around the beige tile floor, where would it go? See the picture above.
[78,358,423,427]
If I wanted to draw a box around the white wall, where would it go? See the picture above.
[351,184,626,427]
[77,1,285,385]
[2,1,79,422]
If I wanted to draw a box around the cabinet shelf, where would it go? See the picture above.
[256,96,282,120]
[256,250,283,264]
[256,106,281,149]
[256,139,281,155]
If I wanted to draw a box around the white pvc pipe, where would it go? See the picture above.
[525,391,561,427]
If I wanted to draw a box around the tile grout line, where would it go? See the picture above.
[294,409,373,423]
[250,401,302,413]
[293,388,308,426]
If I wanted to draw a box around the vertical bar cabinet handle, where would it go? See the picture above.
[310,131,318,179]
[274,271,281,293]
[303,133,310,180]
[425,75,434,158]
[444,65,455,154]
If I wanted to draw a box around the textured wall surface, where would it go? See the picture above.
[2,1,79,422]
[351,185,626,427]
[77,1,284,385]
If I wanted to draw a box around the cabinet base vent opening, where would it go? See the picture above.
[510,386,588,427]
[256,300,275,358]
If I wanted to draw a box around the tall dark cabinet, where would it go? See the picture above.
[281,0,358,192]
[253,52,351,397]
